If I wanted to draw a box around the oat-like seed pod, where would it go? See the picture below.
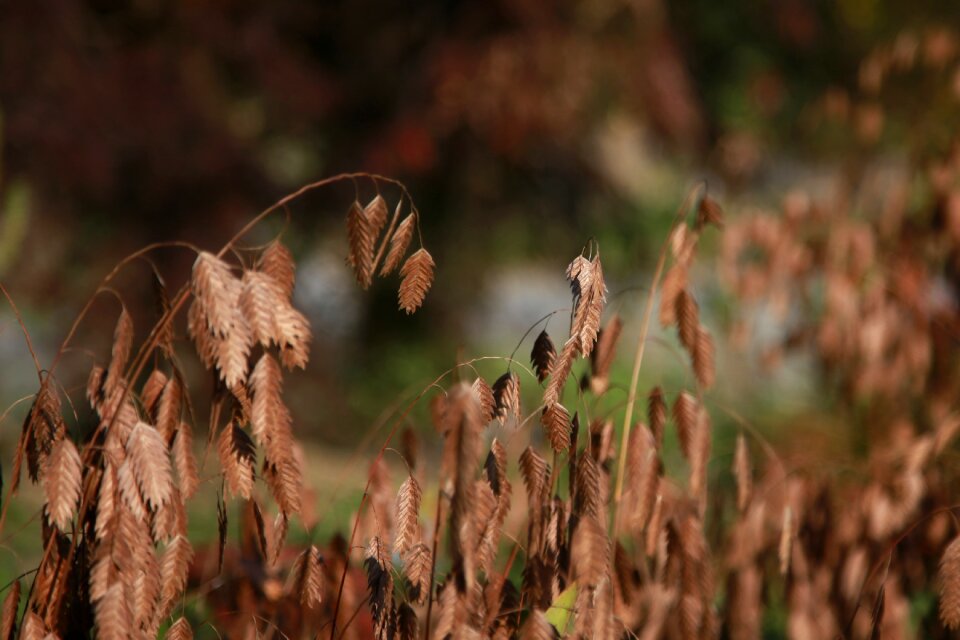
[127,421,174,510]
[0,580,20,640]
[364,536,393,639]
[472,376,496,424]
[659,263,687,328]
[288,545,324,608]
[347,200,377,288]
[939,534,960,629]
[403,543,432,604]
[544,338,577,406]
[697,195,725,228]
[172,422,198,501]
[645,494,664,558]
[155,375,182,444]
[394,475,422,557]
[364,194,389,238]
[140,369,168,416]
[94,583,131,640]
[672,392,698,459]
[574,455,602,522]
[631,448,659,533]
[104,307,133,398]
[692,325,715,390]
[218,422,256,500]
[492,371,521,426]
[590,314,622,394]
[190,252,241,336]
[43,438,82,532]
[520,609,556,640]
[688,408,712,503]
[648,386,666,446]
[398,248,435,314]
[675,290,699,351]
[519,446,548,507]
[165,617,194,640]
[381,212,416,276]
[397,602,419,640]
[567,254,607,356]
[779,506,793,576]
[257,240,297,300]
[531,330,557,383]
[542,402,572,453]
[159,535,194,619]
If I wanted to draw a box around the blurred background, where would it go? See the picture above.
[2,0,960,542]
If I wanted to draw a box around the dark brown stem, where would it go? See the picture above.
[423,484,445,640]
[330,491,368,640]
[0,282,42,380]
[335,594,372,640]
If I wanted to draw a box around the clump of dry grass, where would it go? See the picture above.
[5,35,960,635]
[0,173,434,639]
[319,166,959,639]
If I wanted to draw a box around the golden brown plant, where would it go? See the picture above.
[0,173,437,640]
[5,133,960,640]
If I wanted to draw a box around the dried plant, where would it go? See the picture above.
[0,173,437,640]
[940,535,960,629]
[398,248,436,314]
[394,474,423,557]
[5,62,960,639]
[530,330,556,384]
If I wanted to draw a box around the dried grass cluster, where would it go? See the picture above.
[5,37,960,636]
[0,174,435,639]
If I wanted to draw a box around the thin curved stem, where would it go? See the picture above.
[611,183,705,537]
[0,283,42,381]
